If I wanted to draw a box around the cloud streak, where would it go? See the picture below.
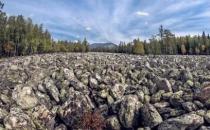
[3,0,210,43]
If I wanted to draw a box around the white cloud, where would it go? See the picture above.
[85,27,92,31]
[136,11,149,16]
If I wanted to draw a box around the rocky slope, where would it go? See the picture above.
[1,53,210,130]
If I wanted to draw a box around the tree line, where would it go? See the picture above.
[95,25,210,55]
[0,1,89,57]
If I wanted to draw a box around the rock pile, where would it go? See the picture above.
[0,53,210,130]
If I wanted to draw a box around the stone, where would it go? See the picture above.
[157,78,172,92]
[106,116,121,130]
[89,76,98,88]
[182,102,197,112]
[43,78,60,102]
[158,113,204,130]
[4,108,35,130]
[110,83,126,100]
[140,103,163,128]
[12,85,38,109]
[119,95,142,128]
[0,108,8,121]
[58,88,94,127]
[204,110,210,124]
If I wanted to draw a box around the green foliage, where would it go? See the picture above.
[133,39,145,55]
[0,7,90,57]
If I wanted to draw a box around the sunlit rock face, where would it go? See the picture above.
[0,53,210,129]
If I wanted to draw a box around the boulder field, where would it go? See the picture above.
[0,53,210,130]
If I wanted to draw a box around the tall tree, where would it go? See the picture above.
[133,39,145,55]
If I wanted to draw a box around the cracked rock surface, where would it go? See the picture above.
[0,53,210,129]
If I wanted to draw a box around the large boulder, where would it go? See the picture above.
[43,78,60,102]
[158,113,204,130]
[140,103,163,128]
[106,116,121,130]
[110,83,126,100]
[156,78,172,92]
[58,88,94,127]
[4,108,35,130]
[12,84,38,109]
[119,95,142,128]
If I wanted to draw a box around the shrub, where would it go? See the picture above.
[76,110,106,130]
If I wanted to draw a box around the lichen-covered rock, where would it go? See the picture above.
[1,53,210,130]
[158,113,204,130]
[58,88,94,127]
[12,84,38,109]
[140,103,163,128]
[106,116,121,130]
[156,78,172,92]
[204,110,210,124]
[43,77,60,102]
[119,95,142,128]
[4,108,35,130]
[110,83,126,100]
[0,108,8,121]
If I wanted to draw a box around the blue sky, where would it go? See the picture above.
[2,0,210,43]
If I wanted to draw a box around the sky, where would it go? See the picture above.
[2,0,210,43]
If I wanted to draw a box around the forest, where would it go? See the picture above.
[0,1,210,57]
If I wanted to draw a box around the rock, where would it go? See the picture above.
[12,84,38,109]
[0,94,11,104]
[89,76,98,88]
[58,88,94,127]
[110,83,126,100]
[54,124,67,130]
[199,126,210,130]
[4,108,35,130]
[204,110,210,124]
[140,103,163,128]
[63,68,75,80]
[43,78,60,102]
[182,102,197,112]
[119,95,142,128]
[98,89,109,98]
[30,105,55,129]
[0,108,8,121]
[136,90,145,102]
[180,69,193,82]
[158,113,204,130]
[196,85,210,101]
[151,90,165,103]
[156,78,172,92]
[106,116,121,130]
[169,91,184,107]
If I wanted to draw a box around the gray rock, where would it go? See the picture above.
[140,103,163,128]
[12,84,38,109]
[89,76,98,88]
[157,78,172,92]
[43,78,60,102]
[182,102,197,112]
[0,108,8,121]
[58,88,94,127]
[119,95,142,128]
[110,83,126,100]
[204,110,210,124]
[106,116,121,130]
[158,113,204,130]
[4,108,35,130]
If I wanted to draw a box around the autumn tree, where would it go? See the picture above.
[133,39,145,55]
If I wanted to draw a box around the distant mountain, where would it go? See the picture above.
[90,43,117,49]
